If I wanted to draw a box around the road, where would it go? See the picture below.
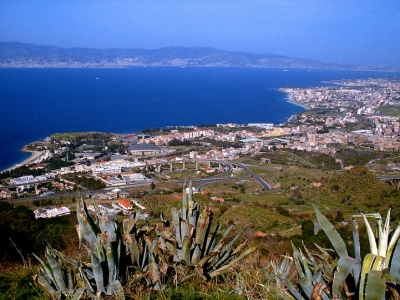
[232,163,271,190]
[6,160,271,203]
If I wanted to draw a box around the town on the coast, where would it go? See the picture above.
[1,77,400,218]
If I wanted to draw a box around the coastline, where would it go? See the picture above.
[286,98,309,110]
[279,88,309,110]
[1,147,46,173]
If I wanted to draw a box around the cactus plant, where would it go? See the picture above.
[35,181,255,298]
[165,181,256,280]
[267,206,400,299]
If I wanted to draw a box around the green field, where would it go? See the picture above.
[377,105,400,116]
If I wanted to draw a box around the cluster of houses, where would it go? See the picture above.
[33,197,148,220]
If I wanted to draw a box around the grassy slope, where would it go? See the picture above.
[3,147,400,298]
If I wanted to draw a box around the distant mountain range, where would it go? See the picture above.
[0,41,397,71]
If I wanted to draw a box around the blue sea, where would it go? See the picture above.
[0,67,399,171]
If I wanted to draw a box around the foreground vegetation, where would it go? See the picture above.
[1,147,400,299]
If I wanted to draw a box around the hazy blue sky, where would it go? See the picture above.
[1,1,399,67]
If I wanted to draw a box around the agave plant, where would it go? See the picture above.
[33,246,125,300]
[34,197,127,299]
[34,181,255,298]
[162,181,256,282]
[266,206,400,300]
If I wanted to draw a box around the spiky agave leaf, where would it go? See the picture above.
[187,181,197,224]
[293,244,331,300]
[208,247,256,278]
[110,280,125,300]
[387,223,400,269]
[182,180,188,219]
[205,223,220,255]
[91,251,106,294]
[34,274,61,299]
[291,243,315,299]
[206,224,235,260]
[301,243,319,272]
[364,270,386,300]
[355,213,379,256]
[222,225,250,253]
[194,206,211,249]
[33,252,56,290]
[98,209,117,242]
[76,196,97,247]
[314,205,348,258]
[171,207,182,249]
[105,237,117,287]
[45,247,68,294]
[79,266,96,294]
[148,253,162,290]
[215,240,252,272]
[359,254,385,300]
[182,230,194,264]
[34,247,88,298]
[269,259,306,300]
[50,248,79,273]
[332,255,358,298]
[352,218,362,262]
[378,209,391,258]
[72,287,87,300]
[65,268,74,294]
[333,218,363,286]
[389,235,400,281]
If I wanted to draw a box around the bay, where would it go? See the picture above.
[0,67,399,171]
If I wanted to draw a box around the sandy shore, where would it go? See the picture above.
[279,88,310,110]
[286,99,310,110]
[1,147,46,173]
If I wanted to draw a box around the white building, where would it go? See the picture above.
[34,206,71,219]
[10,175,48,192]
[248,123,274,129]
[91,163,121,174]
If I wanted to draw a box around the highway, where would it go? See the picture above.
[232,162,271,190]
[5,160,271,203]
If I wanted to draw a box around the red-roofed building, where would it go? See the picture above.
[116,199,133,210]
[211,197,224,203]
[31,163,49,170]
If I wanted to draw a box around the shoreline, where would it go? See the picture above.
[286,98,309,110]
[1,88,310,174]
[0,147,46,173]
[279,88,310,110]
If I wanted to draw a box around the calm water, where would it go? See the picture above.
[0,67,398,171]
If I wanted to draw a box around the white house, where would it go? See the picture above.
[113,199,133,210]
[34,206,71,219]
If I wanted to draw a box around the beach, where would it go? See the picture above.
[1,147,46,173]
[279,88,310,110]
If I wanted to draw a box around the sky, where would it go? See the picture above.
[1,0,400,67]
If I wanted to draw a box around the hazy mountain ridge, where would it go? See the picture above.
[0,42,396,71]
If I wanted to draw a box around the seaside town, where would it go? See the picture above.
[2,77,400,300]
[1,77,400,218]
